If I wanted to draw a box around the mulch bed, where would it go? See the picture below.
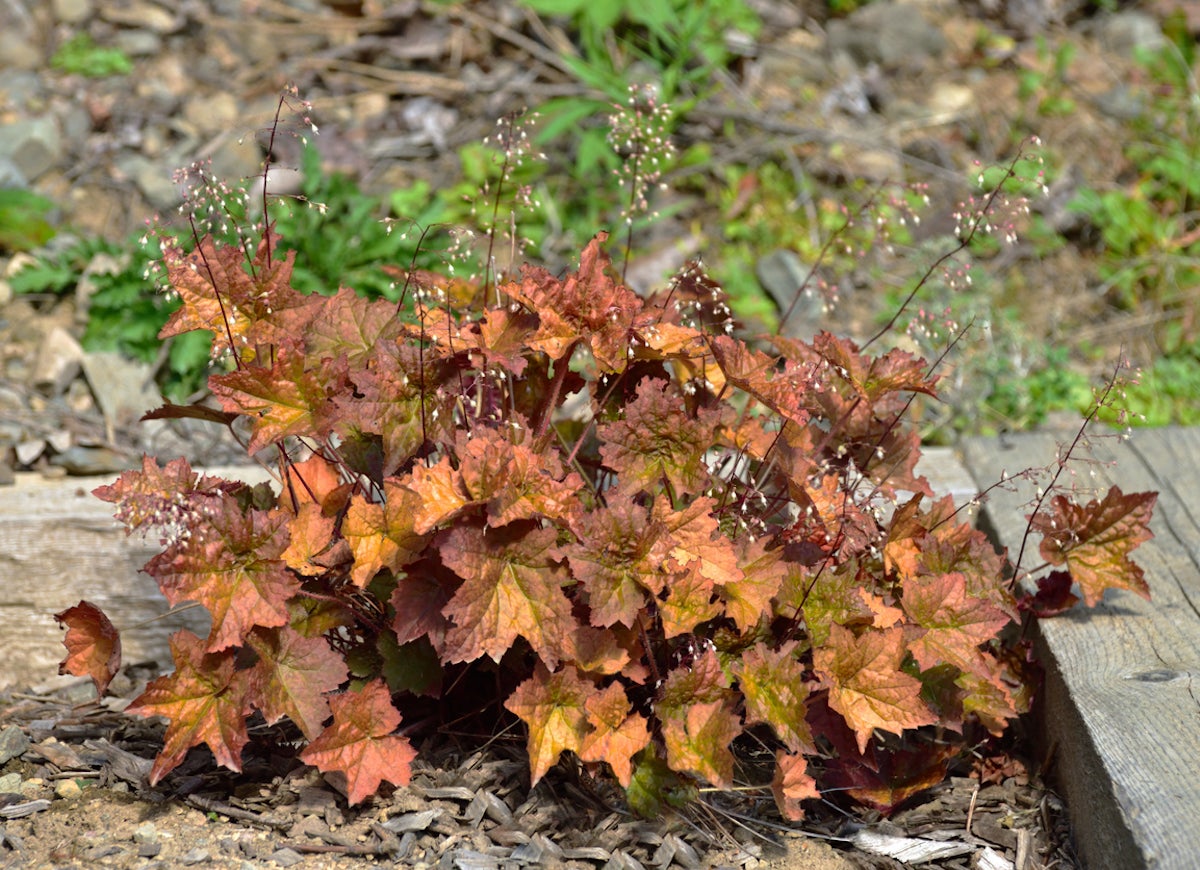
[0,672,1079,870]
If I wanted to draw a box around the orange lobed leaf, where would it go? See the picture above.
[246,626,349,741]
[902,571,1011,678]
[438,521,577,668]
[660,700,740,788]
[303,287,405,370]
[159,235,315,361]
[654,496,744,591]
[457,427,585,528]
[565,493,670,628]
[94,455,231,540]
[504,665,591,786]
[343,481,426,586]
[209,348,338,454]
[299,678,417,806]
[406,455,474,535]
[55,601,122,697]
[282,502,339,576]
[597,379,719,498]
[579,683,652,787]
[128,630,251,785]
[281,453,347,513]
[734,642,813,754]
[502,233,643,373]
[722,538,788,632]
[1031,486,1157,607]
[144,497,298,651]
[814,624,937,753]
[772,750,820,821]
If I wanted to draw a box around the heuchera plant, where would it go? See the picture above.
[56,96,1157,819]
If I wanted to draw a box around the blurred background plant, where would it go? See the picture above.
[5,1,1198,434]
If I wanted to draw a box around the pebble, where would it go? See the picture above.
[0,117,64,182]
[269,847,305,867]
[0,725,30,765]
[54,778,83,799]
[180,847,212,864]
[52,0,93,25]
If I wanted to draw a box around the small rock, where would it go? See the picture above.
[0,117,64,182]
[53,779,82,800]
[51,0,93,24]
[181,847,212,864]
[100,0,181,33]
[0,725,31,765]
[269,848,305,867]
[1098,11,1165,57]
[827,2,945,69]
[82,350,164,430]
[114,154,180,209]
[30,326,84,397]
[113,30,163,58]
[49,445,138,476]
[133,822,160,845]
[0,157,28,189]
[0,31,43,70]
[0,772,21,792]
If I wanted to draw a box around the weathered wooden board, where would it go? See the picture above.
[0,467,274,690]
[962,427,1200,870]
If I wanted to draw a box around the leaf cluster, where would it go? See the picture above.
[61,205,1156,819]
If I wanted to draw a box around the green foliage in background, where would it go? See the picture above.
[50,34,133,77]
[0,189,56,252]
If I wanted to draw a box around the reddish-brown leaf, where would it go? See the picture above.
[1017,570,1080,618]
[159,235,314,361]
[144,496,298,651]
[304,287,404,370]
[502,233,643,372]
[128,630,250,784]
[735,642,813,753]
[579,682,652,787]
[772,751,820,821]
[598,379,718,497]
[1031,486,1157,606]
[210,348,337,454]
[246,626,349,740]
[390,568,453,652]
[299,678,417,806]
[94,455,230,540]
[55,601,122,697]
[343,482,426,586]
[707,334,814,428]
[902,572,1010,677]
[565,493,670,628]
[439,521,577,668]
[504,664,591,786]
[660,700,740,788]
[334,341,457,476]
[814,625,937,753]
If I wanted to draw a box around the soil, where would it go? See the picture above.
[0,0,1176,866]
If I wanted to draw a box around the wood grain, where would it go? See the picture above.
[962,427,1200,870]
[0,468,274,690]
